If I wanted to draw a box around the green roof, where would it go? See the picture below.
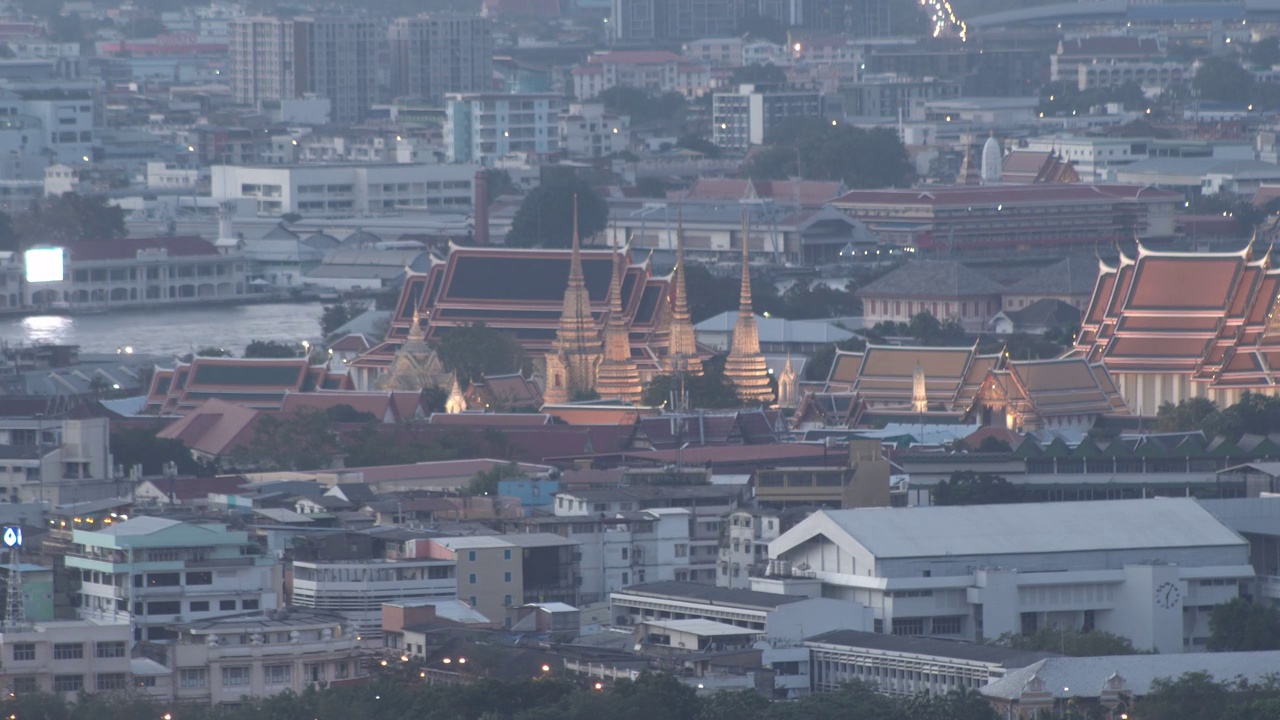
[1072,439,1103,458]
[1013,438,1043,458]
[1041,437,1072,457]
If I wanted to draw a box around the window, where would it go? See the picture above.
[180,669,207,688]
[468,573,477,584]
[674,544,688,558]
[892,618,925,636]
[53,675,83,693]
[242,599,260,610]
[222,666,251,687]
[305,663,325,682]
[96,673,127,691]
[147,572,180,587]
[95,641,126,659]
[53,643,84,660]
[220,600,237,611]
[621,547,629,560]
[190,601,209,613]
[622,572,629,584]
[11,677,37,693]
[504,572,512,583]
[504,594,512,606]
[264,664,291,684]
[147,601,180,615]
[12,643,35,661]
[932,616,963,635]
[468,551,477,562]
[503,549,512,560]
[186,571,213,585]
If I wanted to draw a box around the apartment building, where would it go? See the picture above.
[610,0,747,42]
[230,16,378,124]
[419,533,578,625]
[559,102,630,159]
[0,619,134,698]
[553,485,742,584]
[0,81,98,175]
[444,92,562,165]
[0,417,111,504]
[67,516,279,640]
[290,558,456,636]
[503,508,695,604]
[169,610,367,704]
[212,163,477,217]
[711,84,822,151]
[389,15,493,102]
[572,51,711,100]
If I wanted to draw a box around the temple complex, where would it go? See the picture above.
[666,212,701,376]
[593,233,644,403]
[1073,240,1280,415]
[722,213,773,404]
[376,308,450,392]
[544,203,604,403]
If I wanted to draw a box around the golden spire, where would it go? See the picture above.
[667,205,701,374]
[407,305,426,345]
[723,208,771,404]
[595,226,642,403]
[545,194,603,404]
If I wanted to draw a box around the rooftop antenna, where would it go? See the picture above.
[3,528,24,631]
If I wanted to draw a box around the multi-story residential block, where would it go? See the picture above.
[290,558,457,636]
[21,236,248,311]
[389,15,493,103]
[0,416,111,504]
[767,499,1254,652]
[572,51,711,100]
[559,102,629,159]
[553,486,742,585]
[444,93,562,164]
[211,162,477,217]
[611,0,747,42]
[0,619,134,698]
[0,81,97,174]
[712,83,822,151]
[504,508,695,604]
[717,509,786,589]
[169,610,367,704]
[230,16,378,124]
[419,533,578,625]
[67,516,279,640]
[840,74,961,119]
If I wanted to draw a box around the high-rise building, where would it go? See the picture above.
[230,16,378,125]
[610,0,747,43]
[712,83,822,151]
[444,92,562,164]
[389,16,493,103]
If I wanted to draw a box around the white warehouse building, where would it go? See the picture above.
[211,163,478,218]
[766,498,1254,653]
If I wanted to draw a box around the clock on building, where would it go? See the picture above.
[1155,581,1181,609]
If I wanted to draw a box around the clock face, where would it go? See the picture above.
[1155,581,1181,609]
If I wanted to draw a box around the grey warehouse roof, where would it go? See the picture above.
[981,651,1280,700]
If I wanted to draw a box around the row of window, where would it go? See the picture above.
[13,641,125,662]
[24,673,128,693]
[131,598,258,616]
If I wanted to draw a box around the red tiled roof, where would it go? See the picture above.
[64,236,220,262]
[157,399,261,457]
[328,334,372,352]
[142,474,250,501]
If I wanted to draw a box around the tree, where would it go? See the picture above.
[932,471,1027,505]
[482,168,518,202]
[1252,37,1280,68]
[697,690,770,720]
[1208,597,1280,651]
[179,346,233,362]
[280,212,302,224]
[506,169,608,248]
[233,408,339,471]
[320,299,369,336]
[976,436,1013,453]
[634,177,669,198]
[243,339,304,358]
[675,134,722,159]
[739,13,787,44]
[1194,56,1254,103]
[0,211,15,252]
[1155,397,1220,432]
[1139,672,1233,720]
[991,627,1142,656]
[596,87,686,126]
[747,118,912,188]
[465,462,525,496]
[642,355,743,409]
[683,264,741,323]
[805,337,867,382]
[14,193,126,246]
[111,426,205,476]
[434,323,528,382]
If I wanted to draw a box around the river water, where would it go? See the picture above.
[0,302,328,358]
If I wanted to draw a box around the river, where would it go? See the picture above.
[0,302,328,358]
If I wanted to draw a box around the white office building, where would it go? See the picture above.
[0,81,97,176]
[445,92,562,165]
[212,163,477,217]
[289,557,457,635]
[767,498,1254,653]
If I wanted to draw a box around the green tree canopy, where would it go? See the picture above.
[1194,56,1255,104]
[730,63,787,86]
[642,355,745,409]
[506,170,608,248]
[1251,37,1280,67]
[465,462,526,496]
[595,87,687,126]
[932,471,1027,506]
[434,322,529,383]
[747,118,912,188]
[233,408,339,471]
[14,193,126,246]
[990,627,1142,656]
[243,339,304,358]
[1208,597,1280,651]
[110,426,205,476]
[319,299,370,337]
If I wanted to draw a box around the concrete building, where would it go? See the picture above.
[169,610,367,704]
[0,81,97,173]
[609,0,747,43]
[840,74,960,119]
[289,558,457,636]
[768,499,1254,653]
[609,580,873,637]
[389,15,493,103]
[712,84,822,151]
[0,417,111,504]
[230,16,378,124]
[22,236,247,311]
[0,619,134,698]
[504,508,695,604]
[67,516,280,640]
[211,163,477,217]
[572,51,711,100]
[559,102,630,159]
[419,533,579,626]
[444,92,562,165]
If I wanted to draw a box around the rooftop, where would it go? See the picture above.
[807,629,1054,667]
[981,651,1280,700]
[614,580,806,611]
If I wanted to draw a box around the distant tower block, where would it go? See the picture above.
[912,361,928,413]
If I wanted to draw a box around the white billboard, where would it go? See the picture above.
[24,247,65,283]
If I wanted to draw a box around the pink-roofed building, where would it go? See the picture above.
[572,50,712,100]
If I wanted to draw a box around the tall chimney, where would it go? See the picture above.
[473,169,489,245]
